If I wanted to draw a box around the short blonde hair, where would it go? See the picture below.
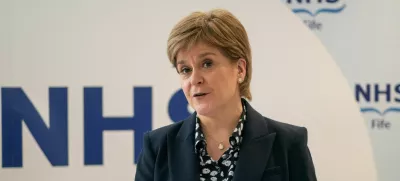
[167,9,252,100]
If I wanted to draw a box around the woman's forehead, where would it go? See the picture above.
[176,43,220,62]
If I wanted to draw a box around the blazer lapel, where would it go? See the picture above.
[233,101,276,181]
[168,113,200,181]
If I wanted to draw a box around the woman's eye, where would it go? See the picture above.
[203,60,213,68]
[180,67,191,74]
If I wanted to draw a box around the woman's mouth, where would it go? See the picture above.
[193,92,209,97]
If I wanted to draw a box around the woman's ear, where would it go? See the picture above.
[237,58,247,78]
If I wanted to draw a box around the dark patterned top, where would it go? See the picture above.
[194,101,247,181]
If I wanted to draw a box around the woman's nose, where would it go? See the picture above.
[190,69,204,85]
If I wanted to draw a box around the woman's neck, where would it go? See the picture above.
[198,97,243,137]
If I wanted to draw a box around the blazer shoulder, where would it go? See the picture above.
[264,117,308,146]
[264,117,317,180]
[144,120,185,149]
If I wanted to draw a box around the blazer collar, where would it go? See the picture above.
[232,100,277,181]
[168,112,199,181]
[169,100,276,181]
[176,111,197,141]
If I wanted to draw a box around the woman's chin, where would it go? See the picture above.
[193,103,214,116]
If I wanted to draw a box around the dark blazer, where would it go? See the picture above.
[135,101,317,181]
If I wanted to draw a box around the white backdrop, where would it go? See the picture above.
[0,0,377,181]
[283,0,400,180]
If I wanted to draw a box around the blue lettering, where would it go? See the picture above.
[1,86,187,167]
[395,84,400,102]
[287,0,307,4]
[355,84,371,102]
[168,89,191,123]
[2,88,68,167]
[84,87,152,165]
[374,84,390,102]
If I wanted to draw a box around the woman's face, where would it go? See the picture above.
[176,42,246,116]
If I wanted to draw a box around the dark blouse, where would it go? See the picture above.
[194,101,247,181]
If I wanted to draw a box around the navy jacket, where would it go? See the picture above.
[135,101,317,181]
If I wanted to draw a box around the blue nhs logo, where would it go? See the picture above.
[355,83,400,103]
[285,0,346,17]
[355,83,400,117]
[287,0,339,3]
[1,87,190,168]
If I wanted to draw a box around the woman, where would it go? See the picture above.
[135,8,317,181]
